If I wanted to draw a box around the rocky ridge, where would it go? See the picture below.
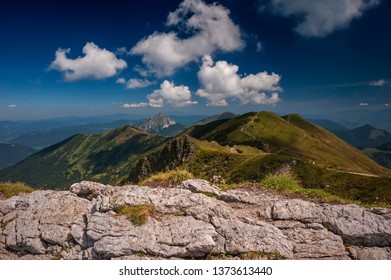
[136,113,177,134]
[1,179,390,260]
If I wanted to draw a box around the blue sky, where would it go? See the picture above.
[0,0,390,121]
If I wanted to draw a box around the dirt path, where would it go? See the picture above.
[240,112,259,140]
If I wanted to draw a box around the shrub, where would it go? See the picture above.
[0,182,34,199]
[115,204,155,226]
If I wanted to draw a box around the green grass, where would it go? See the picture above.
[260,173,300,191]
[0,182,34,199]
[259,173,351,204]
[115,204,155,226]
[139,169,194,185]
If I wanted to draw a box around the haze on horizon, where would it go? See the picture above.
[0,0,390,125]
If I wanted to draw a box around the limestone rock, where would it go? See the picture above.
[179,179,221,196]
[348,246,391,260]
[271,199,391,247]
[1,180,391,260]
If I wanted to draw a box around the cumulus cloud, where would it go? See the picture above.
[122,102,149,108]
[196,56,281,106]
[359,102,369,106]
[130,0,244,77]
[148,80,197,107]
[125,79,154,89]
[265,0,380,37]
[370,79,387,86]
[8,104,17,108]
[49,42,127,81]
[122,80,197,108]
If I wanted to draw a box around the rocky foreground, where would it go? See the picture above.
[1,180,391,260]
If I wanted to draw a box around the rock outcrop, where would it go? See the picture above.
[1,179,390,260]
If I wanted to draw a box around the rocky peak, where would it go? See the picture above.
[1,179,391,260]
[136,113,177,134]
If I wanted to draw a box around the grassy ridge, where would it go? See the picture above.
[199,112,390,176]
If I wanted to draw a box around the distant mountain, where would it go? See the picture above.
[2,120,134,150]
[136,113,185,136]
[308,119,348,132]
[0,143,37,169]
[350,125,391,148]
[192,112,237,126]
[0,115,144,141]
[0,126,165,188]
[310,120,391,149]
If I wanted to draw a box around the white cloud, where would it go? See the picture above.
[196,55,281,106]
[122,102,149,108]
[148,80,198,107]
[122,80,197,108]
[130,0,244,77]
[49,42,127,81]
[267,0,380,37]
[116,78,126,84]
[369,79,386,86]
[359,102,369,106]
[125,79,154,89]
[8,104,17,108]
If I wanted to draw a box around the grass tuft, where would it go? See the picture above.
[139,169,194,185]
[260,173,300,191]
[115,204,155,226]
[0,182,34,199]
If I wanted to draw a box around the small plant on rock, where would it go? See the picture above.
[115,204,155,226]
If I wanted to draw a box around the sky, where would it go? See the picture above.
[0,0,390,121]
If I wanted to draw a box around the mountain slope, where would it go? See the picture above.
[0,126,166,188]
[0,143,37,169]
[197,112,390,176]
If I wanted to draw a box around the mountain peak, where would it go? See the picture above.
[136,113,177,134]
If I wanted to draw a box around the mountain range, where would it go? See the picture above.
[1,111,390,206]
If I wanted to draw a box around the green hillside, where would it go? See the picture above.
[198,112,390,176]
[0,126,165,188]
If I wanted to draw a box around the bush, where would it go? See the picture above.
[0,182,34,199]
[115,204,155,226]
